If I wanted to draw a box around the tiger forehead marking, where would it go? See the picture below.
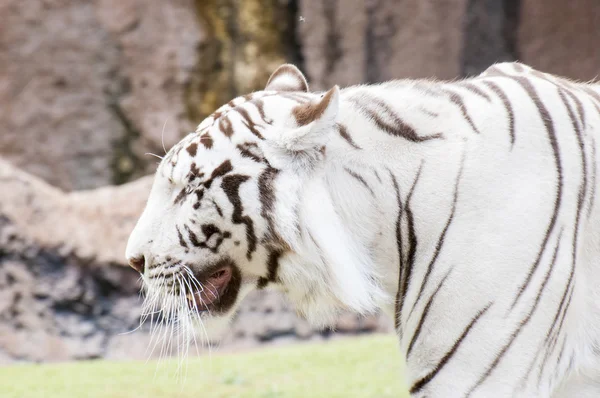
[126,62,600,398]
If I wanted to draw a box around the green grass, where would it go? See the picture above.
[0,334,409,398]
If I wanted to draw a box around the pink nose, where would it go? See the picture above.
[128,256,145,274]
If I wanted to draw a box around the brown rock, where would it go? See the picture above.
[518,0,600,82]
[298,0,467,90]
[0,158,152,265]
[0,0,201,190]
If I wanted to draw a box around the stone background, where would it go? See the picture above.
[0,0,599,363]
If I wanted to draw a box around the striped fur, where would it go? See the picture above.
[126,62,600,397]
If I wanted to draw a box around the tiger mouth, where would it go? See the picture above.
[185,263,237,314]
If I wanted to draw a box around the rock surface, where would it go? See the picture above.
[0,159,392,364]
[2,0,600,191]
[0,0,201,190]
[517,0,600,82]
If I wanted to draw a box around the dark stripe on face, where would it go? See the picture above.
[173,188,188,205]
[389,171,404,332]
[258,166,284,246]
[221,174,257,260]
[218,116,234,137]
[442,89,482,134]
[176,225,188,249]
[200,133,213,149]
[410,303,491,395]
[509,77,563,310]
[336,123,361,149]
[237,107,265,139]
[345,168,374,196]
[348,95,443,142]
[482,81,516,147]
[248,98,273,125]
[406,268,452,358]
[458,82,491,101]
[408,155,464,320]
[204,160,233,189]
[237,143,265,164]
[213,200,223,217]
[185,224,202,247]
[186,142,198,157]
[257,249,284,289]
[468,232,563,396]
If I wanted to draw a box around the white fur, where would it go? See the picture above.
[126,62,600,397]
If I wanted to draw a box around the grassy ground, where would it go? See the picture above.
[0,334,409,398]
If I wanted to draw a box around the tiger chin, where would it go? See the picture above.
[126,62,600,397]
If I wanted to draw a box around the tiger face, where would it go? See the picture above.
[125,65,383,342]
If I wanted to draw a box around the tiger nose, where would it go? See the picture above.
[128,255,145,274]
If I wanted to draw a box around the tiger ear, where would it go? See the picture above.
[263,86,339,169]
[265,64,309,92]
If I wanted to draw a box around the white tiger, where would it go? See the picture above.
[125,62,600,397]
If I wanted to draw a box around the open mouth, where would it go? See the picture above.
[186,264,234,313]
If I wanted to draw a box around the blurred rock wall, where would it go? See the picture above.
[2,0,598,191]
[1,0,599,363]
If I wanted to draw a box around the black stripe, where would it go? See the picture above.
[221,174,257,260]
[468,231,563,396]
[513,63,525,73]
[237,107,265,139]
[237,143,265,164]
[399,164,423,314]
[345,168,374,196]
[547,284,574,357]
[257,249,284,289]
[218,115,234,137]
[390,171,404,332]
[410,303,492,394]
[258,166,283,245]
[581,87,600,109]
[176,226,188,249]
[482,80,516,147]
[408,155,464,320]
[185,224,203,248]
[509,77,563,310]
[336,122,362,149]
[348,95,443,142]
[539,87,588,362]
[372,168,382,183]
[587,138,597,219]
[442,89,482,134]
[203,160,233,189]
[563,89,586,130]
[406,269,452,358]
[458,82,491,101]
[248,98,273,124]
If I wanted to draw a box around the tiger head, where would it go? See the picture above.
[125,64,386,342]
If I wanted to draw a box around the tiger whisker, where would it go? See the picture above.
[145,152,164,160]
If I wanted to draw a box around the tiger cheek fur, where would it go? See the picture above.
[126,62,600,398]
